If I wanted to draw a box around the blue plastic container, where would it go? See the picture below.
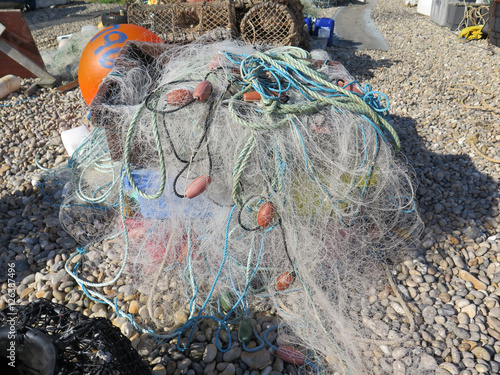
[313,18,335,47]
[124,170,214,219]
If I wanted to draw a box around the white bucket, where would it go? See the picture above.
[61,125,91,157]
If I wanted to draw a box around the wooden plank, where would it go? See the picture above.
[0,38,57,84]
[0,10,47,79]
[56,79,79,93]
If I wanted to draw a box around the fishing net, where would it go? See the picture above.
[0,299,151,375]
[59,39,422,373]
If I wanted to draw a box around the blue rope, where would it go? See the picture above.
[177,205,237,352]
[0,97,32,107]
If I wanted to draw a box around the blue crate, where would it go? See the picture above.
[124,169,214,219]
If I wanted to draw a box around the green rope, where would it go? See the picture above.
[255,51,401,150]
[232,134,257,207]
[229,50,400,150]
[123,94,167,200]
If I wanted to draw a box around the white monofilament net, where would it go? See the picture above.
[60,38,423,374]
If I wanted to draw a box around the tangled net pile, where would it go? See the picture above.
[57,39,423,373]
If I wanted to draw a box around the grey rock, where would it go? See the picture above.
[223,347,241,363]
[202,343,218,363]
[440,362,459,375]
[422,305,437,325]
[240,348,271,370]
[152,364,166,375]
[222,363,236,375]
[165,361,176,375]
[177,358,192,371]
[188,342,205,362]
[418,353,437,371]
[363,317,389,337]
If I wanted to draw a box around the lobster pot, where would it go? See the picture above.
[127,1,237,43]
[240,2,301,46]
[234,0,309,47]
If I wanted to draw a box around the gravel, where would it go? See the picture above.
[1,0,500,374]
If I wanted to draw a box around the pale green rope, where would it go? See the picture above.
[123,95,167,200]
[254,51,400,150]
[232,134,257,207]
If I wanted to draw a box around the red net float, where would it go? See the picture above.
[178,243,202,263]
[337,79,363,95]
[257,202,275,227]
[166,88,194,106]
[193,81,212,102]
[276,346,306,365]
[184,175,211,199]
[243,91,286,102]
[275,271,294,291]
[209,55,222,71]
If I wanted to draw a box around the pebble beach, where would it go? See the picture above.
[1,0,500,374]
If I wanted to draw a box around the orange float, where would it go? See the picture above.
[276,346,306,365]
[78,24,163,106]
[257,202,275,227]
[185,175,211,199]
[166,88,193,106]
[275,271,294,291]
[193,81,212,102]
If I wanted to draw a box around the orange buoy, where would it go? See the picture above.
[275,271,294,291]
[193,81,212,102]
[185,175,211,199]
[78,24,163,106]
[167,88,193,106]
[276,346,306,365]
[257,202,275,227]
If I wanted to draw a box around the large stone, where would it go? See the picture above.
[461,304,477,319]
[471,346,491,361]
[418,353,438,371]
[152,364,166,375]
[440,362,459,375]
[202,343,218,363]
[221,363,236,375]
[128,300,139,315]
[458,270,486,290]
[222,347,241,363]
[422,305,437,325]
[363,317,389,337]
[240,348,272,370]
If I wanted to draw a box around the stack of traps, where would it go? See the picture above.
[61,39,422,374]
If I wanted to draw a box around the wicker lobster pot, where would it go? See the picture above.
[239,2,299,45]
[232,0,308,47]
[126,0,309,47]
[127,0,237,43]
